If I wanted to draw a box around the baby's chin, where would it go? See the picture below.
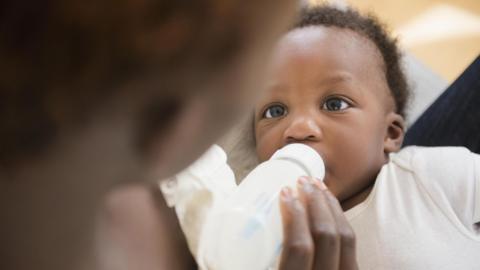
[322,174,356,203]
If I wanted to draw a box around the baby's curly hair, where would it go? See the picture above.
[294,6,410,117]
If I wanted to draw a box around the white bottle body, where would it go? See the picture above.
[201,144,324,270]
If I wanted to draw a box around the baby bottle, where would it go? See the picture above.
[200,143,325,270]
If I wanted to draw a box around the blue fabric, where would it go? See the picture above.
[403,55,480,153]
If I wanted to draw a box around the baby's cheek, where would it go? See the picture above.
[255,143,272,162]
[255,133,278,162]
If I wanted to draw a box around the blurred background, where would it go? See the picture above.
[310,0,480,83]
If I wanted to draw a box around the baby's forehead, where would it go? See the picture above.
[271,26,387,87]
[266,26,394,109]
[278,26,385,67]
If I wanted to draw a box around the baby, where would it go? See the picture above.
[253,5,480,270]
[163,5,480,270]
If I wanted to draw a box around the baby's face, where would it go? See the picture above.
[254,26,404,208]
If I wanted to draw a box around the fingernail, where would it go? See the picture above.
[280,187,293,200]
[297,176,309,185]
[298,176,315,193]
[314,180,328,190]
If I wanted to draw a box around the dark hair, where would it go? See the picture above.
[294,5,410,117]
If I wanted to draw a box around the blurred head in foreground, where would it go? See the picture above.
[0,1,297,269]
[0,0,297,180]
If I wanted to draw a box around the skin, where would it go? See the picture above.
[0,1,298,270]
[254,26,406,269]
[279,177,358,270]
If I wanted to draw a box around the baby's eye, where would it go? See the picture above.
[262,104,287,119]
[322,97,350,111]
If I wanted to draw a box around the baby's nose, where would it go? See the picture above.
[283,116,322,143]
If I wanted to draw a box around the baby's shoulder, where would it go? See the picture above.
[386,146,479,204]
[388,146,480,231]
[390,146,477,176]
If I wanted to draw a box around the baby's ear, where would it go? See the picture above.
[384,112,405,154]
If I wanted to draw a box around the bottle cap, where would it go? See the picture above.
[271,143,325,181]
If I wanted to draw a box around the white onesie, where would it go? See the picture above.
[159,145,237,269]
[346,146,480,269]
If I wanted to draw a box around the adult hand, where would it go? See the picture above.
[278,176,358,270]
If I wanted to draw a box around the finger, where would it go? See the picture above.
[298,177,340,270]
[278,187,314,270]
[320,183,358,270]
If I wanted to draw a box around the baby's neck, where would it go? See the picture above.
[340,182,375,211]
